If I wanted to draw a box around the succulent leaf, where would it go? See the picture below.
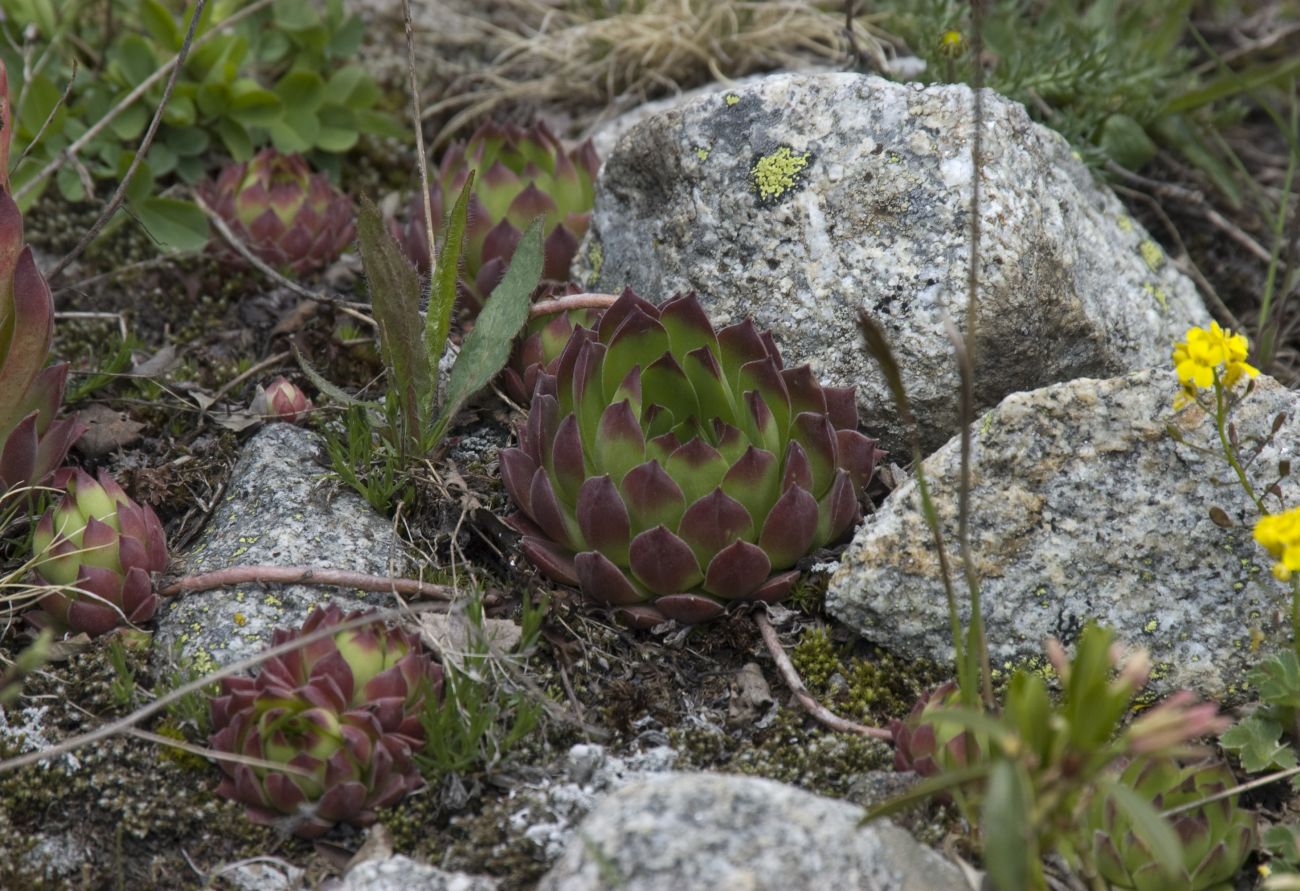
[28,468,168,636]
[504,288,881,626]
[200,149,355,275]
[209,605,443,838]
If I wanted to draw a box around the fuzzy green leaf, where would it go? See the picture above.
[428,217,543,446]
[1220,716,1298,773]
[982,759,1039,891]
[1097,777,1184,877]
[425,173,474,372]
[133,197,209,253]
[356,195,433,452]
[1249,651,1300,710]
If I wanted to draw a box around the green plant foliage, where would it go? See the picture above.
[871,0,1293,191]
[415,591,546,783]
[1,0,398,249]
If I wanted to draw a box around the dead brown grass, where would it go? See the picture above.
[424,0,895,144]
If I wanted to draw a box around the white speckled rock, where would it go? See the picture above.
[151,424,405,677]
[828,369,1300,703]
[538,772,965,891]
[578,72,1209,453]
[333,856,497,891]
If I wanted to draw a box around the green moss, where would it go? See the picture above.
[792,627,838,690]
[751,146,812,204]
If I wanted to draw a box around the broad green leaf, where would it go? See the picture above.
[140,0,182,50]
[165,125,210,157]
[267,107,319,153]
[1220,716,1298,773]
[352,109,406,140]
[216,118,252,162]
[15,73,63,137]
[273,0,321,31]
[120,155,155,206]
[275,70,325,112]
[163,92,197,127]
[227,80,282,126]
[133,197,209,253]
[428,217,544,447]
[981,760,1039,891]
[1249,651,1300,709]
[328,14,364,57]
[314,106,359,153]
[109,104,149,142]
[175,156,205,184]
[147,142,178,178]
[356,196,432,453]
[324,65,368,105]
[1153,115,1244,210]
[196,82,229,117]
[1097,778,1184,877]
[426,174,474,375]
[110,36,159,89]
[1100,114,1157,170]
[56,166,86,202]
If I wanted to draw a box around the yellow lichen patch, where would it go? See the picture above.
[751,146,812,203]
[1142,281,1169,311]
[724,93,740,106]
[1138,239,1164,271]
[233,612,247,627]
[1116,215,1133,233]
[695,146,710,161]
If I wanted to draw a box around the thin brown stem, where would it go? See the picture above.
[12,59,77,173]
[755,611,892,740]
[528,292,619,319]
[401,0,437,303]
[158,565,460,601]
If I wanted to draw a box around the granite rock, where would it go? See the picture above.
[578,72,1209,454]
[828,369,1300,702]
[332,856,498,891]
[538,772,966,891]
[152,424,405,677]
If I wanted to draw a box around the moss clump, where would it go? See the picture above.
[792,626,839,690]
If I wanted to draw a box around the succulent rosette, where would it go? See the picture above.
[250,376,313,423]
[209,605,443,838]
[200,149,356,275]
[28,468,168,636]
[1087,758,1254,891]
[502,288,883,627]
[0,66,83,497]
[889,680,977,776]
[393,121,599,310]
[502,288,602,404]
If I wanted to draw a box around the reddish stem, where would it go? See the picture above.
[755,611,893,740]
[159,565,462,601]
[528,293,620,319]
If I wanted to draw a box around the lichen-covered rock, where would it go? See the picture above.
[152,425,405,677]
[538,772,964,891]
[333,856,498,891]
[578,72,1209,454]
[828,369,1300,703]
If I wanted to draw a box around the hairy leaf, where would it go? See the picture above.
[1220,716,1298,773]
[425,173,474,371]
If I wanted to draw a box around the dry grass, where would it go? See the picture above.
[423,0,896,143]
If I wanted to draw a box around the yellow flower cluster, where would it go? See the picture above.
[1172,322,1258,405]
[1254,508,1300,581]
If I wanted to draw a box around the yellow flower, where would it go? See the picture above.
[939,30,964,55]
[1254,508,1300,581]
[1171,322,1258,397]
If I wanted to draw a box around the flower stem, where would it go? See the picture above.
[1214,378,1263,512]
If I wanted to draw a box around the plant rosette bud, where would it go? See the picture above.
[501,288,884,628]
[209,605,443,838]
[200,149,356,275]
[250,376,313,423]
[28,467,168,636]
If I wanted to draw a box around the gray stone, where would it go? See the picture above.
[508,743,678,863]
[152,424,405,677]
[828,369,1300,702]
[538,772,966,891]
[578,72,1209,454]
[333,856,498,891]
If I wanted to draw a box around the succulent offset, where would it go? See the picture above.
[502,289,883,627]
[209,605,442,838]
[392,121,598,309]
[0,63,83,497]
[200,149,356,275]
[250,376,313,423]
[889,680,977,777]
[28,468,168,636]
[1087,758,1254,891]
[502,293,602,404]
